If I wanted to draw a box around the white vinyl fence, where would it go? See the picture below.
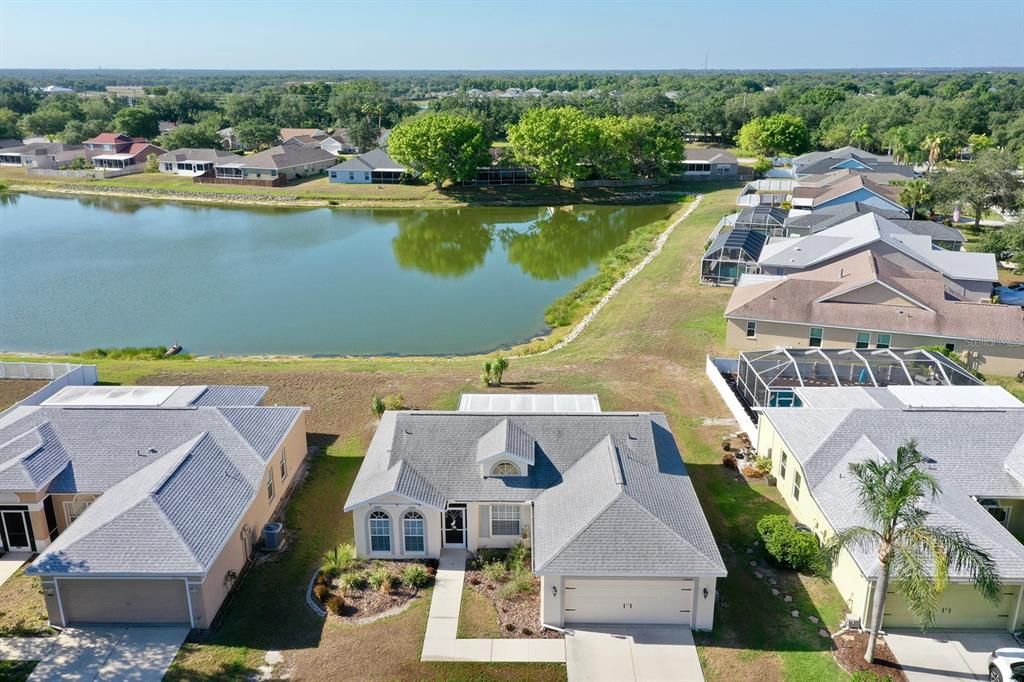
[705,355,757,438]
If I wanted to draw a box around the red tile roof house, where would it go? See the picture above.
[83,133,165,174]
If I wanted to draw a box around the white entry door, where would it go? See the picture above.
[563,578,693,625]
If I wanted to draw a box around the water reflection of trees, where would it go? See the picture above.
[0,192,18,207]
[391,209,495,277]
[499,206,635,280]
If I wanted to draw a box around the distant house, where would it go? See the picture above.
[278,128,327,143]
[525,87,544,97]
[784,202,966,250]
[0,138,22,150]
[83,133,164,171]
[211,144,335,185]
[158,120,178,135]
[0,142,91,169]
[328,149,406,184]
[791,146,916,179]
[158,148,243,176]
[791,170,904,212]
[217,127,240,150]
[682,148,739,178]
[319,128,391,156]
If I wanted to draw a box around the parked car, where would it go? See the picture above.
[989,647,1024,682]
[995,283,1024,306]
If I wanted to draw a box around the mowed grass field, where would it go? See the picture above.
[10,185,1012,679]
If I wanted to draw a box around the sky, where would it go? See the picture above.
[1,0,1022,71]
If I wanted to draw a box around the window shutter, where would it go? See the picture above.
[479,505,490,538]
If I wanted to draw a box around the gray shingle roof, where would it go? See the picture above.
[0,422,69,490]
[345,411,725,578]
[188,385,268,407]
[763,407,1024,580]
[476,419,536,465]
[330,148,405,173]
[226,144,334,170]
[157,148,241,163]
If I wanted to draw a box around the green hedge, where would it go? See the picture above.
[756,514,827,576]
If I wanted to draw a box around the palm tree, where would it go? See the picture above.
[849,123,874,151]
[897,179,934,219]
[922,134,945,176]
[823,440,1000,664]
[884,127,913,165]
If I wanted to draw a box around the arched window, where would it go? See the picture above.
[369,511,391,553]
[491,461,521,476]
[403,511,425,553]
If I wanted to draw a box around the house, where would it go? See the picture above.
[217,127,239,150]
[211,144,336,185]
[158,120,178,135]
[319,128,391,156]
[783,203,966,250]
[701,229,767,286]
[791,170,904,212]
[791,146,916,179]
[0,142,92,169]
[756,213,997,300]
[343,400,726,629]
[724,248,1024,375]
[158,148,243,176]
[82,133,164,171]
[682,148,739,178]
[328,149,406,184]
[278,128,327,143]
[0,384,308,629]
[756,398,1024,632]
[0,138,22,150]
[525,87,544,97]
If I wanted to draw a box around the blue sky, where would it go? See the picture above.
[2,0,1022,70]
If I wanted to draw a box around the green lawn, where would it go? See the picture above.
[2,184,864,681]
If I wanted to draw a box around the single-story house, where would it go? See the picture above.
[158,148,243,176]
[319,128,391,156]
[83,133,164,171]
[756,399,1024,632]
[682,148,739,178]
[217,127,240,150]
[212,144,336,184]
[328,149,406,184]
[701,229,767,286]
[0,384,308,629]
[791,170,904,212]
[756,213,997,301]
[0,143,92,169]
[724,248,1024,375]
[0,138,22,150]
[343,400,726,629]
[791,146,916,179]
[278,128,327,143]
[783,203,966,250]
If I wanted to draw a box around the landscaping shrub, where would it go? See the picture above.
[722,452,737,469]
[313,584,330,602]
[497,569,533,600]
[371,396,385,418]
[482,355,509,386]
[367,566,396,593]
[757,514,827,575]
[507,543,529,571]
[401,563,431,589]
[482,560,508,583]
[742,464,765,478]
[338,571,368,591]
[383,394,405,411]
[752,455,772,474]
[325,594,345,615]
[321,543,357,578]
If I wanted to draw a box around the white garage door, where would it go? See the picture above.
[563,578,693,625]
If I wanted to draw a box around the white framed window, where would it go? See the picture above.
[266,472,275,501]
[63,499,93,525]
[279,447,288,480]
[792,471,802,501]
[780,451,788,480]
[746,321,757,338]
[369,510,391,552]
[490,461,521,476]
[490,505,521,536]
[979,499,1010,527]
[856,332,870,349]
[808,327,823,347]
[403,511,425,553]
[876,333,892,349]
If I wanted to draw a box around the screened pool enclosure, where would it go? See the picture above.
[735,347,981,409]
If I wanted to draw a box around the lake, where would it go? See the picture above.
[0,193,673,356]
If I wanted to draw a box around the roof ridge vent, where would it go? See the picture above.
[606,437,625,487]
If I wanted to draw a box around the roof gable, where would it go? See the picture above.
[476,419,536,466]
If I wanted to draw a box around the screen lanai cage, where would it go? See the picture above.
[735,347,980,409]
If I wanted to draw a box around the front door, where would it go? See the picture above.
[1,511,32,551]
[443,509,466,548]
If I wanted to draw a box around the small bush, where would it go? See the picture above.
[312,584,330,602]
[383,394,405,411]
[321,543,357,578]
[742,464,765,478]
[371,396,385,418]
[757,514,826,575]
[338,571,368,591]
[367,566,396,593]
[325,594,345,615]
[722,452,737,469]
[507,543,529,572]
[497,569,533,600]
[401,564,431,589]
[752,455,772,474]
[482,561,508,583]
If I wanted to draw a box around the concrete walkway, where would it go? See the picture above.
[0,626,189,681]
[0,551,32,586]
[565,626,705,682]
[420,548,565,663]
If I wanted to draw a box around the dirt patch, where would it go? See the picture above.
[336,584,421,621]
[0,379,47,411]
[833,631,907,681]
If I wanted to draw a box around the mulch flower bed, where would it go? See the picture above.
[464,554,560,639]
[833,630,907,681]
[314,558,436,622]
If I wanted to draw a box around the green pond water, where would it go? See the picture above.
[0,193,673,355]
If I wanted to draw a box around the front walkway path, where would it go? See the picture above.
[420,548,565,663]
[0,551,32,586]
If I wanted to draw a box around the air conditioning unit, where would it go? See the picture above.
[262,522,284,551]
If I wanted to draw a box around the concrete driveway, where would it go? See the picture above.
[885,629,1018,682]
[26,626,189,681]
[565,625,704,682]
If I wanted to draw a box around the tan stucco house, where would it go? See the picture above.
[343,397,726,629]
[725,248,1024,376]
[756,392,1024,632]
[0,385,308,629]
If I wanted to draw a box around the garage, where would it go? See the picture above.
[882,584,1020,630]
[58,578,192,626]
[563,578,694,625]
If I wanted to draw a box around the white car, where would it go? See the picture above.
[990,647,1024,682]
